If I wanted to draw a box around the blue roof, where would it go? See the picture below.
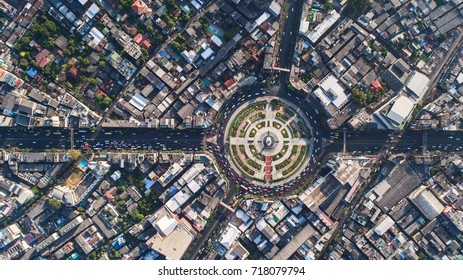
[156,82,165,90]
[159,50,167,57]
[112,235,126,250]
[142,250,159,260]
[169,187,179,195]
[27,67,37,78]
[182,5,190,13]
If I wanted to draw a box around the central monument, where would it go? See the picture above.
[263,132,275,149]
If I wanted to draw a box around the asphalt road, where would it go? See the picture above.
[0,127,204,152]
[277,0,302,84]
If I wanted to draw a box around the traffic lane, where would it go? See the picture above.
[0,128,70,138]
[77,138,203,151]
[91,128,203,139]
[1,138,69,150]
[279,0,300,69]
[0,128,70,150]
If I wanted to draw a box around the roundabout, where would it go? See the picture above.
[224,97,314,188]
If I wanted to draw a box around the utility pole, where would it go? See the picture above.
[422,129,428,155]
[70,128,74,150]
[343,128,347,155]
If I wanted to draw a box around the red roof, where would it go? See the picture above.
[35,49,50,68]
[104,192,114,201]
[38,58,49,68]
[96,90,107,98]
[68,67,78,78]
[134,33,143,44]
[141,40,151,50]
[131,0,146,14]
[371,80,382,92]
[33,42,42,51]
[13,79,23,88]
[224,79,235,88]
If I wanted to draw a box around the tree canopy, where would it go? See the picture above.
[48,198,63,210]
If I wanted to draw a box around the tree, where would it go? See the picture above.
[81,58,91,67]
[170,41,183,51]
[118,0,133,9]
[128,209,144,223]
[98,60,107,68]
[153,33,164,43]
[48,198,63,210]
[88,78,98,86]
[147,26,154,33]
[166,0,179,12]
[351,88,367,105]
[101,97,112,107]
[180,13,190,24]
[344,0,370,15]
[63,49,72,57]
[43,37,55,49]
[19,59,29,69]
[163,14,175,28]
[118,200,126,208]
[89,251,98,260]
[109,249,122,260]
[69,149,82,160]
[224,31,233,42]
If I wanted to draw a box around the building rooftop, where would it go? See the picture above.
[219,224,241,250]
[409,185,444,220]
[406,71,430,99]
[387,96,414,126]
[373,215,394,236]
[147,219,196,260]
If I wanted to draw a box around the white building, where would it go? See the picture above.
[110,170,121,181]
[153,215,178,237]
[219,224,241,249]
[255,12,271,26]
[373,215,394,236]
[211,35,223,47]
[306,10,340,43]
[148,217,196,260]
[268,1,281,17]
[201,48,214,60]
[86,27,105,49]
[313,74,349,111]
[299,21,310,35]
[181,50,198,64]
[386,96,414,126]
[405,71,430,100]
[129,93,149,111]
[158,163,183,186]
[165,189,191,213]
[409,185,444,220]
[177,163,205,186]
[85,3,100,19]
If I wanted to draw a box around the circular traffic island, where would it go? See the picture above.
[225,98,313,189]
